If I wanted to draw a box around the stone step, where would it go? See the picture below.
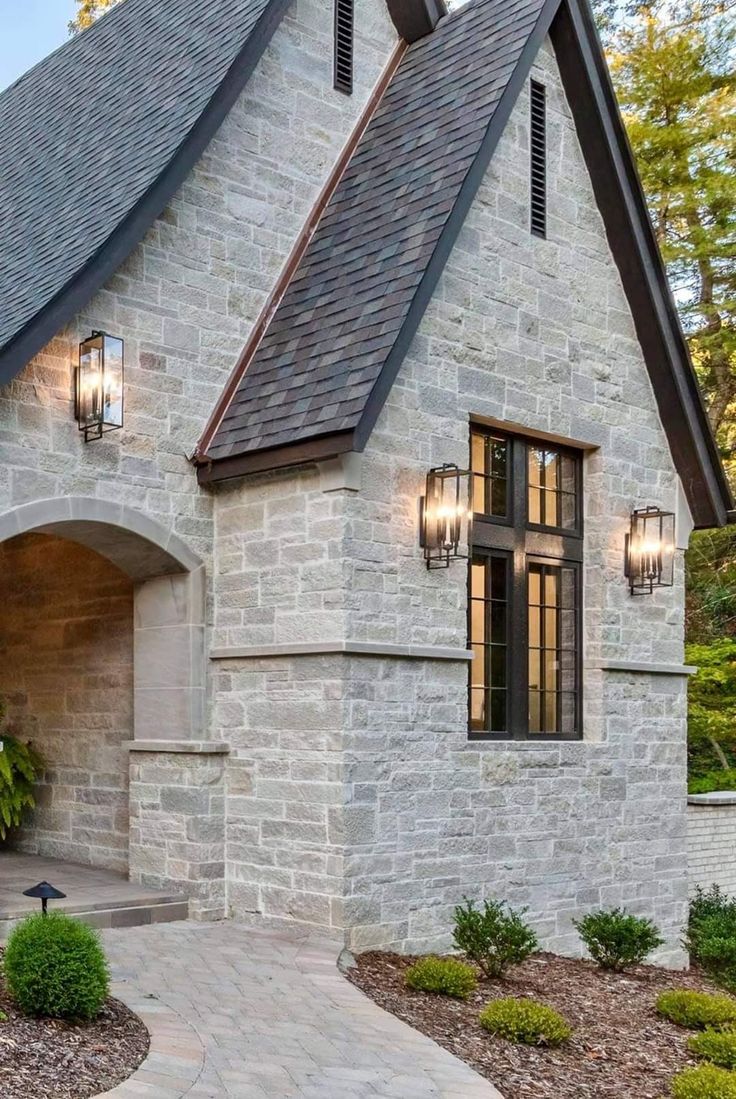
[0,896,189,939]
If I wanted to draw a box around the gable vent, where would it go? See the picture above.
[530,79,547,237]
[334,0,354,94]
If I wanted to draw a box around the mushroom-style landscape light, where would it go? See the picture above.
[624,505,676,595]
[23,881,66,916]
[75,331,124,442]
[419,463,472,569]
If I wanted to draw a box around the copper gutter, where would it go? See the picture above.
[193,40,407,466]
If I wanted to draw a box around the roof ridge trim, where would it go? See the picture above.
[195,39,408,465]
[0,0,291,388]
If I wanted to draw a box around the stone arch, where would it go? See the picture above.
[0,497,206,742]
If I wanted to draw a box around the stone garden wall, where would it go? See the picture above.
[688,794,736,897]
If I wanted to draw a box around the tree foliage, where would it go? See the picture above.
[69,0,120,34]
[603,0,736,472]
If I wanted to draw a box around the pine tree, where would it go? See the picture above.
[606,1,736,469]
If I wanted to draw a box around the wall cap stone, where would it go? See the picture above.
[123,740,230,754]
[209,641,474,662]
[688,792,736,806]
[588,660,697,677]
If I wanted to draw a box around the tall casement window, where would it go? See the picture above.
[334,0,354,94]
[469,427,583,740]
[530,79,546,237]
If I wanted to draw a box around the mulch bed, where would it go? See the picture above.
[0,951,149,1099]
[348,951,722,1099]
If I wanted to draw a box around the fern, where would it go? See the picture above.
[0,700,44,841]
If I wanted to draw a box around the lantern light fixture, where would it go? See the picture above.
[75,331,124,442]
[419,463,472,569]
[624,505,676,595]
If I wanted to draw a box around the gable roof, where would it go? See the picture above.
[0,0,289,385]
[197,0,732,529]
[199,0,554,462]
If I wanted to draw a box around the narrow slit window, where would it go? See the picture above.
[334,0,354,94]
[530,80,546,237]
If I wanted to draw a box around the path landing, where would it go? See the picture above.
[103,920,503,1099]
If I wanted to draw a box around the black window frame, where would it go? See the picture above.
[468,426,583,742]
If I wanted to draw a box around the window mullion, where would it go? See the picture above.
[511,439,528,740]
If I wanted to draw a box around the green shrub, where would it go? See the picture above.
[453,898,538,979]
[656,989,736,1029]
[691,886,736,927]
[479,997,572,1047]
[405,956,478,999]
[0,715,44,841]
[671,1063,736,1099]
[687,887,736,990]
[573,908,664,971]
[4,912,109,1020]
[690,771,736,795]
[689,1028,736,1068]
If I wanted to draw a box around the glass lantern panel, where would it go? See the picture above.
[78,335,103,429]
[102,335,124,429]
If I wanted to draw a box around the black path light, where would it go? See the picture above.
[420,463,472,569]
[23,881,66,916]
[624,505,676,595]
[75,330,124,442]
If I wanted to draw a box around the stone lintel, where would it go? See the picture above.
[209,640,473,662]
[123,739,230,754]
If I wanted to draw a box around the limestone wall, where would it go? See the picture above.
[338,38,690,963]
[0,533,133,872]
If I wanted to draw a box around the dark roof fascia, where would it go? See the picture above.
[0,0,291,388]
[196,429,356,484]
[551,0,732,529]
[350,0,562,453]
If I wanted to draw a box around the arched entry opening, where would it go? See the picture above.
[0,497,206,881]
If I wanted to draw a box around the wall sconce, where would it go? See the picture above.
[420,464,472,569]
[625,506,675,595]
[75,331,124,442]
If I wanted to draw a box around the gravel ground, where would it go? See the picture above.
[0,955,149,1099]
[348,951,721,1099]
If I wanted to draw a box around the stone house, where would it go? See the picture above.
[0,0,731,964]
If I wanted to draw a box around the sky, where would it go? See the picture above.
[0,0,77,91]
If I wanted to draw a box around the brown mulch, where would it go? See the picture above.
[347,951,722,1099]
[0,955,149,1098]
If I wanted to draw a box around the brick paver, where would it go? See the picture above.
[103,921,503,1098]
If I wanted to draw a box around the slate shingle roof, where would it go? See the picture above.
[0,0,284,374]
[204,0,550,462]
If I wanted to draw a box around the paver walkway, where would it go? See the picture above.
[103,920,502,1099]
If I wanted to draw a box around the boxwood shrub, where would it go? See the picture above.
[656,989,736,1030]
[405,956,478,999]
[689,1028,736,1069]
[573,908,663,971]
[478,997,572,1047]
[4,912,109,1020]
[453,898,538,979]
[671,1064,736,1099]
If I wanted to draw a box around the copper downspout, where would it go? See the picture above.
[193,40,407,465]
